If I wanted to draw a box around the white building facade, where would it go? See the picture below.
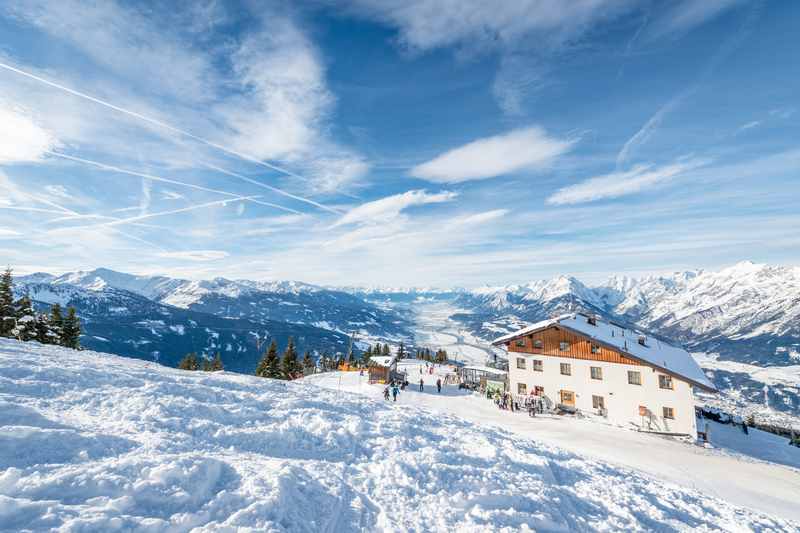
[494,313,716,436]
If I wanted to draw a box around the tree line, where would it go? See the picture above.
[0,268,81,349]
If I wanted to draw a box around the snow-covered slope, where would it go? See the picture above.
[1,339,796,531]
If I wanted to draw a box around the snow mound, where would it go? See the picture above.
[0,339,795,531]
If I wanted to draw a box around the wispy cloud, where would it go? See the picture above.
[547,158,709,206]
[411,126,573,183]
[334,189,457,227]
[736,120,761,134]
[156,250,229,262]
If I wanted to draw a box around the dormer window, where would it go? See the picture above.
[515,339,525,348]
[587,316,597,326]
[638,335,647,346]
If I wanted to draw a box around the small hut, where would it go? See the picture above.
[368,355,398,384]
[459,365,508,391]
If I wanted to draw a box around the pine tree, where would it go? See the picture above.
[281,337,299,379]
[35,314,51,344]
[362,345,372,366]
[61,306,81,349]
[49,303,64,343]
[12,295,37,341]
[178,352,199,370]
[381,343,390,356]
[201,358,212,371]
[302,350,314,374]
[211,352,224,371]
[256,340,281,378]
[396,341,406,360]
[0,268,15,337]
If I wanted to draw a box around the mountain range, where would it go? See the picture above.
[11,261,799,422]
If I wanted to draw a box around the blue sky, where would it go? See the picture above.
[0,0,798,287]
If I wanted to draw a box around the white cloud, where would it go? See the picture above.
[0,228,22,238]
[0,105,56,163]
[411,126,573,183]
[43,184,71,199]
[736,120,761,133]
[547,159,708,205]
[334,189,457,227]
[651,0,743,38]
[448,209,509,227]
[156,250,229,262]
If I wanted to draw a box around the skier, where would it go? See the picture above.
[419,378,424,392]
[392,383,399,402]
[436,378,442,393]
[383,386,390,401]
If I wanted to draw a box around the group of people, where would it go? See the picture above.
[383,376,443,401]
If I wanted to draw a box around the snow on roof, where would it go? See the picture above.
[369,355,396,367]
[492,313,716,392]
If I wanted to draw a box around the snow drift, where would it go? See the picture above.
[0,339,794,531]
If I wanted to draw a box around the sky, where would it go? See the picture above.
[0,0,798,287]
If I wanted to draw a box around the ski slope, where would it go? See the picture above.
[0,340,797,531]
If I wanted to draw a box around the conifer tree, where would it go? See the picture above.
[12,295,37,341]
[281,337,299,379]
[256,340,281,378]
[0,268,14,337]
[178,352,199,370]
[211,352,224,371]
[396,341,406,360]
[373,343,381,356]
[381,343,390,356]
[61,306,81,349]
[35,314,51,344]
[362,345,372,366]
[201,358,212,371]
[301,350,314,374]
[50,303,64,341]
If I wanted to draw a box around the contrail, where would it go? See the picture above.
[202,163,342,215]
[48,195,259,232]
[45,150,303,215]
[0,61,342,212]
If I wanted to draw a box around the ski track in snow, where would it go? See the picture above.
[0,339,797,532]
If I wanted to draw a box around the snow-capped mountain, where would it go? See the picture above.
[15,279,353,373]
[23,268,411,340]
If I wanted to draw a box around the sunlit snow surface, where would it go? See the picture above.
[0,339,797,531]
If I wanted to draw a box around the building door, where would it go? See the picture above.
[560,390,575,406]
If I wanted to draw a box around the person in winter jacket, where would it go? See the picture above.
[392,384,399,402]
[436,378,442,393]
[384,386,390,400]
[419,378,424,392]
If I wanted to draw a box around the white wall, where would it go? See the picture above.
[509,353,697,435]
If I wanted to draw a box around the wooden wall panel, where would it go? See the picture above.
[507,326,642,366]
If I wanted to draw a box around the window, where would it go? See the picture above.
[663,407,675,419]
[628,371,642,385]
[517,383,527,395]
[560,363,571,376]
[592,395,605,409]
[516,357,526,370]
[591,344,600,354]
[559,341,570,351]
[533,359,543,372]
[515,339,525,347]
[533,339,544,349]
[638,335,647,346]
[590,366,603,380]
[587,315,597,326]
[659,375,673,390]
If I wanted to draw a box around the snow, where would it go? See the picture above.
[308,368,800,525]
[2,339,797,531]
[493,313,716,391]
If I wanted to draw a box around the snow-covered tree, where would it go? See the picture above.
[301,350,314,374]
[381,344,390,356]
[12,295,37,341]
[0,268,15,337]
